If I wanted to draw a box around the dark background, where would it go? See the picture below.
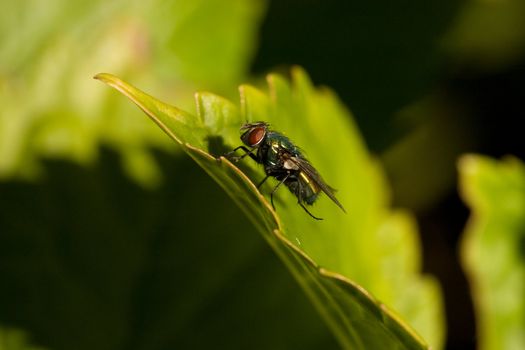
[252,1,525,349]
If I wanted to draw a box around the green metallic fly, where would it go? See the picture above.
[227,121,345,220]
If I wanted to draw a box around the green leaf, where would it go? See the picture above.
[0,0,264,183]
[442,0,525,70]
[0,327,46,350]
[95,68,444,349]
[459,155,525,350]
[0,149,339,350]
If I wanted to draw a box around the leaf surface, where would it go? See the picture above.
[95,69,444,349]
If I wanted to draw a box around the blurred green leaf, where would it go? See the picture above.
[443,0,525,70]
[0,327,46,350]
[459,155,525,350]
[0,149,338,350]
[0,0,265,184]
[95,68,444,349]
[382,94,475,212]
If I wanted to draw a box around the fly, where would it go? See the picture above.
[226,121,345,220]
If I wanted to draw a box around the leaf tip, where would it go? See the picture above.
[93,73,123,88]
[93,72,110,81]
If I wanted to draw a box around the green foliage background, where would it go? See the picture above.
[1,0,525,349]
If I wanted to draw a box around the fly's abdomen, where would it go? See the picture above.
[300,171,321,204]
[285,171,320,205]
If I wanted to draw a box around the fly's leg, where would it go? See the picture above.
[257,175,270,189]
[225,146,257,162]
[270,172,290,211]
[298,202,323,221]
[297,180,323,220]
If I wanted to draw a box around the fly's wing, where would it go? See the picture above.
[288,155,346,213]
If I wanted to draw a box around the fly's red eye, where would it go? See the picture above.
[247,127,265,146]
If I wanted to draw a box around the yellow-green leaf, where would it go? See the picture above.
[95,68,444,349]
[459,155,525,350]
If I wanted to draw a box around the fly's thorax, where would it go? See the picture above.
[256,141,277,169]
[266,132,299,153]
[263,137,286,169]
[264,132,302,165]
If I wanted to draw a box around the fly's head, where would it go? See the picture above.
[240,121,269,149]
